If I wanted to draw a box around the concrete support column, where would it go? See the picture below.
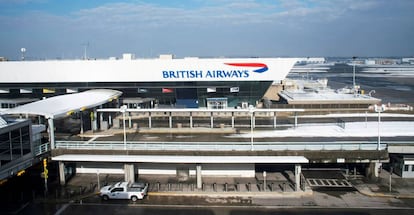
[99,112,104,130]
[92,109,98,131]
[169,112,172,128]
[210,112,214,128]
[196,164,202,189]
[366,161,381,179]
[190,112,193,128]
[109,114,112,127]
[124,164,135,183]
[148,112,152,128]
[295,164,302,192]
[47,118,55,149]
[231,112,235,128]
[80,112,84,134]
[273,112,277,128]
[253,113,256,128]
[294,112,298,128]
[59,161,65,186]
[128,115,132,128]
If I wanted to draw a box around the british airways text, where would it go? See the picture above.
[162,70,249,79]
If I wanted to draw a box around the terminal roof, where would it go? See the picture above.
[1,89,122,119]
[52,154,309,164]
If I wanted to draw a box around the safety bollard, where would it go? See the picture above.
[168,183,171,191]
[157,182,160,191]
[225,183,228,192]
[213,183,217,192]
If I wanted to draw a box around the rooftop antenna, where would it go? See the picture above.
[82,42,89,60]
[20,48,26,61]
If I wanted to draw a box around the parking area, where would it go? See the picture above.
[64,171,301,196]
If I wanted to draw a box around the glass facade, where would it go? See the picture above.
[0,80,273,108]
[0,120,32,166]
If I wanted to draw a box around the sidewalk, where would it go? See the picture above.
[351,169,414,199]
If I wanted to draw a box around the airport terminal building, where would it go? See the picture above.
[0,55,297,109]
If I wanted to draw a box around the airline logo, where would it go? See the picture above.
[224,63,268,73]
[162,62,269,80]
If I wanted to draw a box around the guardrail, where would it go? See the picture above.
[33,143,50,156]
[55,140,391,151]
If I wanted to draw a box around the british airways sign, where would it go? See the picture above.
[0,58,297,83]
[162,63,268,80]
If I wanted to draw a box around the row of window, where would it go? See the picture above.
[403,164,414,172]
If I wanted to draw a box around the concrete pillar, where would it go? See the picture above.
[190,112,193,128]
[253,113,256,128]
[231,112,235,128]
[295,164,302,192]
[99,112,104,130]
[169,112,172,128]
[148,112,152,128]
[124,164,135,183]
[47,118,55,149]
[80,112,84,134]
[92,109,98,131]
[196,164,202,189]
[366,162,381,179]
[210,112,214,128]
[59,161,65,186]
[128,116,132,128]
[273,112,277,128]
[294,112,298,128]
[109,114,112,126]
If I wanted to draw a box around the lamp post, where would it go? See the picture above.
[352,56,357,92]
[249,106,254,151]
[120,105,127,150]
[374,104,386,150]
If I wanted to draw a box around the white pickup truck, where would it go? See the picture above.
[100,181,149,202]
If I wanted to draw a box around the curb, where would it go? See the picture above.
[356,187,414,199]
[147,190,313,198]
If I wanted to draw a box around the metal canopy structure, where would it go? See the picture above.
[0,89,122,150]
[1,89,122,119]
[52,154,309,164]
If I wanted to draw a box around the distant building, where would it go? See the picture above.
[402,58,414,65]
[296,57,326,65]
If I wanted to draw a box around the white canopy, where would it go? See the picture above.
[1,89,122,119]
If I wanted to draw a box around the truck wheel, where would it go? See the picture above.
[131,196,138,202]
[102,195,109,201]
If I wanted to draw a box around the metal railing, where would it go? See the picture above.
[55,140,392,151]
[33,143,50,156]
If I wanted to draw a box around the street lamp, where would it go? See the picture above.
[120,105,127,150]
[249,106,254,151]
[352,56,357,93]
[374,104,386,150]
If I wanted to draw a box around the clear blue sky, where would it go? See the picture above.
[1,0,413,60]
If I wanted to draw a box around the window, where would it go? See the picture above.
[404,165,409,172]
[111,188,124,193]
